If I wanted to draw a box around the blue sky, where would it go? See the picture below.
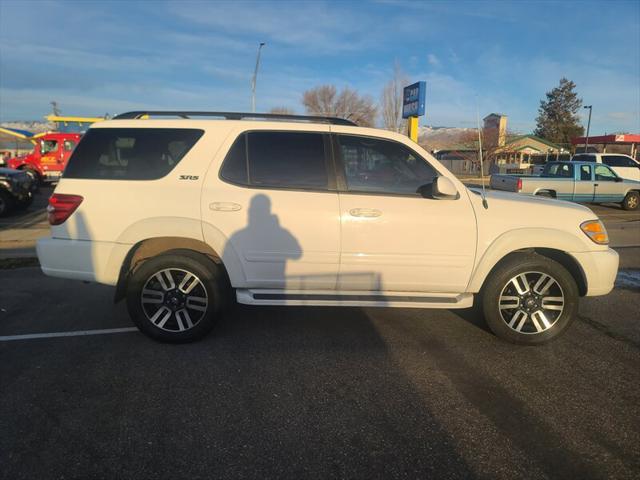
[0,0,638,134]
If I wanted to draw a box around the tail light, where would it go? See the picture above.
[516,178,523,192]
[47,194,83,225]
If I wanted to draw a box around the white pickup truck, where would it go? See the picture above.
[37,111,619,345]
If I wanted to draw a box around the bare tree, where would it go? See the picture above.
[269,106,295,115]
[302,85,377,127]
[381,62,409,133]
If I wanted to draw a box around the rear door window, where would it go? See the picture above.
[220,131,329,190]
[63,128,204,180]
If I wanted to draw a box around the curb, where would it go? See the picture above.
[0,257,40,270]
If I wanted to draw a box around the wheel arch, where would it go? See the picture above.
[468,228,591,296]
[533,188,556,198]
[113,236,236,303]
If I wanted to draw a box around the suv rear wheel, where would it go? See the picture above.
[126,251,228,343]
[481,253,578,345]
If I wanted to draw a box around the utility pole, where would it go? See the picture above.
[50,101,61,116]
[251,42,266,113]
[583,105,592,153]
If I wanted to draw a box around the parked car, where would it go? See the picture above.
[37,111,619,345]
[0,167,35,216]
[3,132,82,184]
[571,153,640,181]
[490,161,640,210]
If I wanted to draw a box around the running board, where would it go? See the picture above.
[236,289,473,309]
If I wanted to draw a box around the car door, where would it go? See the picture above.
[332,132,476,293]
[594,164,625,203]
[603,155,640,181]
[574,164,595,202]
[202,127,341,290]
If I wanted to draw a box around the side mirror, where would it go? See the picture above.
[418,176,459,200]
[614,177,623,182]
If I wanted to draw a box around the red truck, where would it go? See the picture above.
[3,132,82,184]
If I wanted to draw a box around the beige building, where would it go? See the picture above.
[493,134,565,165]
[434,113,565,174]
[483,113,508,148]
[483,114,566,170]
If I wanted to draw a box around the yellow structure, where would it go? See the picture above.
[45,114,104,132]
[407,116,419,142]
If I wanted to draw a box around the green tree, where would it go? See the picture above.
[534,78,584,146]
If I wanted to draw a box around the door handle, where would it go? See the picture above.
[594,183,599,187]
[209,202,242,212]
[349,208,382,218]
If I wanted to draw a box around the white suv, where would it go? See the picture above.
[37,111,619,345]
[571,153,640,181]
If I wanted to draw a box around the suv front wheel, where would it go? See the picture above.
[126,251,228,343]
[481,253,578,345]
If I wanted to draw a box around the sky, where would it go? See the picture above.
[0,0,638,134]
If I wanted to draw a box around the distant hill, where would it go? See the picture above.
[418,126,477,151]
[0,121,54,134]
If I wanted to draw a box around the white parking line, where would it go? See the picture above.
[0,327,138,342]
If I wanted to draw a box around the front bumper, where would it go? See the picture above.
[42,170,62,182]
[572,248,619,296]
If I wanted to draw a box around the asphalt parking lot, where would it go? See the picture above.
[1,187,639,479]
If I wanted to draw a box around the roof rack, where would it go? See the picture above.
[112,111,357,126]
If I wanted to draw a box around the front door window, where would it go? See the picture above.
[595,165,617,181]
[337,135,437,195]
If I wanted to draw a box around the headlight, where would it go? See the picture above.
[580,220,609,245]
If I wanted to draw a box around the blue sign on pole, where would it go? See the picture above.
[402,81,426,118]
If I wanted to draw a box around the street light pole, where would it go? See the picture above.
[251,42,266,113]
[584,105,592,153]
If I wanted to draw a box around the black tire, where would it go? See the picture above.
[15,192,34,210]
[23,168,41,191]
[481,253,578,345]
[0,189,15,217]
[126,251,229,343]
[621,191,639,211]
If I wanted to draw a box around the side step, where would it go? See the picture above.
[236,289,473,309]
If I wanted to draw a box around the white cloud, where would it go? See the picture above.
[427,54,440,68]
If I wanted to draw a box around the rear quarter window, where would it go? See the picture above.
[603,155,638,167]
[63,128,204,180]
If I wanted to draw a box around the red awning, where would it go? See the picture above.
[572,134,640,145]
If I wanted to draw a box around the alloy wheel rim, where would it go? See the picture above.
[629,196,638,208]
[498,271,564,335]
[140,268,208,332]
